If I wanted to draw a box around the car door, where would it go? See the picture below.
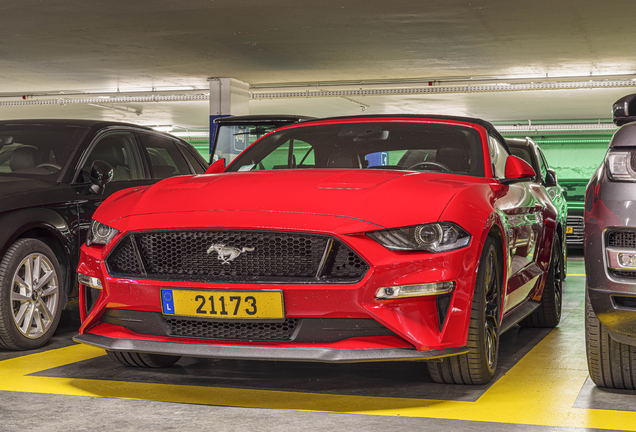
[72,129,157,254]
[489,136,545,312]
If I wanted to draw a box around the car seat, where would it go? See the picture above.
[9,146,40,172]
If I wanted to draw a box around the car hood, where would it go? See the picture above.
[0,175,59,213]
[98,169,487,230]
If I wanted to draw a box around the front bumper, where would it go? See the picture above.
[77,219,484,360]
[585,177,636,345]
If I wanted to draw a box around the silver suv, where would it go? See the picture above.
[585,93,636,389]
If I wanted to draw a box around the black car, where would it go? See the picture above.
[585,94,636,388]
[0,120,208,350]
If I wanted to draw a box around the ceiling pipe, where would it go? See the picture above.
[250,79,636,100]
[0,93,209,107]
[249,73,636,92]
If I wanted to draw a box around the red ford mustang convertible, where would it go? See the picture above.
[74,115,564,385]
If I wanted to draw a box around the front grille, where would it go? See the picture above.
[106,230,368,284]
[566,216,584,245]
[164,317,297,341]
[607,231,636,249]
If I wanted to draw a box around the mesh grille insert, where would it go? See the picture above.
[607,231,636,249]
[164,317,298,340]
[105,230,368,284]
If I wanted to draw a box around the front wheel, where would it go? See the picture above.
[0,239,64,350]
[585,291,636,389]
[427,237,501,384]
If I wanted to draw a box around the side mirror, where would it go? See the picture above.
[500,155,536,185]
[205,158,225,174]
[545,168,558,187]
[89,160,113,194]
[613,93,636,126]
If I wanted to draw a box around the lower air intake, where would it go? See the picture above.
[163,318,298,341]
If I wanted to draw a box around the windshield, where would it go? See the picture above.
[226,122,485,177]
[213,124,280,164]
[508,145,534,167]
[0,125,87,179]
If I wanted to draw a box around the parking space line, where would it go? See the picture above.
[1,328,635,430]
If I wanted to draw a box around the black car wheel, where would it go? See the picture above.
[427,237,501,385]
[585,291,636,389]
[106,350,182,368]
[519,236,563,328]
[0,239,63,350]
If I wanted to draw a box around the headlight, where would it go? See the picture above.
[606,150,636,181]
[367,222,471,252]
[86,220,119,246]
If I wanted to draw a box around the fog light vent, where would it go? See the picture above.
[376,281,455,299]
[613,296,636,310]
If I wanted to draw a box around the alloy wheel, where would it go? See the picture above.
[11,253,59,339]
[484,249,499,372]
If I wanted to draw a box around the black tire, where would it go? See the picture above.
[519,236,563,328]
[0,239,64,350]
[427,237,501,385]
[585,291,636,389]
[106,350,181,368]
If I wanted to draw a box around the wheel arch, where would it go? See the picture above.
[0,209,77,307]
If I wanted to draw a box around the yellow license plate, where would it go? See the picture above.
[566,227,574,234]
[161,289,284,319]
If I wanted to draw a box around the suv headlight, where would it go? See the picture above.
[367,222,471,252]
[606,150,636,181]
[86,220,119,246]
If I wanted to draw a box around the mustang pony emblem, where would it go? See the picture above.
[207,243,255,264]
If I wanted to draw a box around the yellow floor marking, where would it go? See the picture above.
[0,325,635,429]
[567,274,586,277]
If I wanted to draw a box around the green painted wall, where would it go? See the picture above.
[183,139,209,161]
[500,132,611,182]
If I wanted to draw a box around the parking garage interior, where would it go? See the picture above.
[1,1,636,431]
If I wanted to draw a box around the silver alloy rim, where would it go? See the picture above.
[11,253,59,339]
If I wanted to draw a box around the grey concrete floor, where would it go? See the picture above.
[0,251,634,432]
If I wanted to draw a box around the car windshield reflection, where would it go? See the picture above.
[226,122,485,177]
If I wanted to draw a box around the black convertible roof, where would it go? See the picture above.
[295,114,507,144]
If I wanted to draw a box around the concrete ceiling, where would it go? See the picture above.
[1,0,636,129]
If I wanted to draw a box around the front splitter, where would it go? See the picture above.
[73,333,468,363]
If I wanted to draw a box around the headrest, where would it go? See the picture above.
[10,146,40,171]
[436,147,470,173]
[327,152,359,168]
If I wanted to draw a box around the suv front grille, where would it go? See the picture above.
[106,230,368,284]
[164,317,297,341]
[607,230,636,249]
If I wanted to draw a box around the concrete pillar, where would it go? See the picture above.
[208,78,250,148]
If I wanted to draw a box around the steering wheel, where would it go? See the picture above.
[36,163,62,172]
[407,161,451,172]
